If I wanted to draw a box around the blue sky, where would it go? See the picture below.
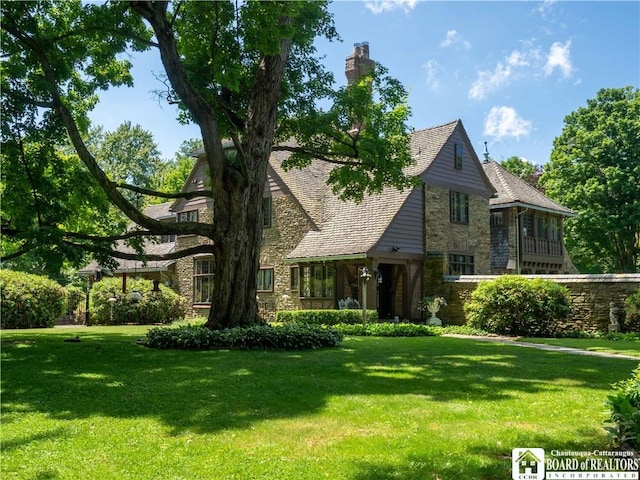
[90,0,639,165]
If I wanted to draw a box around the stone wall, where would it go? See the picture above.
[442,274,640,332]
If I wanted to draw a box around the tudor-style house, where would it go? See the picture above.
[169,118,495,321]
[82,43,576,321]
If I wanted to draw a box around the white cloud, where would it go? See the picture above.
[364,0,418,14]
[484,106,533,141]
[469,62,512,100]
[469,43,540,99]
[439,30,471,49]
[537,0,557,18]
[544,40,573,77]
[423,59,440,89]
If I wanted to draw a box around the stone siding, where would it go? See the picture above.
[442,274,640,332]
[258,194,314,319]
[175,208,213,317]
[423,185,491,275]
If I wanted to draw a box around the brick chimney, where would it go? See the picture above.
[345,41,374,85]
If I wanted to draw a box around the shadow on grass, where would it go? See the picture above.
[1,329,637,443]
[350,429,607,480]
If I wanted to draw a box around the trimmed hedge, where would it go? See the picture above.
[465,275,571,337]
[145,323,344,350]
[333,322,439,337]
[275,309,378,325]
[90,278,187,325]
[624,288,640,332]
[0,270,67,329]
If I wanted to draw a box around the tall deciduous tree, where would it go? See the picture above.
[500,155,544,191]
[1,1,414,328]
[89,122,165,209]
[541,87,640,273]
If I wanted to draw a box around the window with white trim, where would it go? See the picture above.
[194,258,214,303]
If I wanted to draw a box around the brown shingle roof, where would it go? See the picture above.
[280,121,460,260]
[482,161,574,215]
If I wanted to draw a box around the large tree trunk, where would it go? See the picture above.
[205,177,264,329]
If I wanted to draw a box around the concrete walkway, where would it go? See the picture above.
[445,334,640,361]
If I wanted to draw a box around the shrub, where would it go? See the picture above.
[89,277,187,325]
[624,289,640,332]
[65,286,85,315]
[0,270,67,329]
[333,322,440,337]
[275,309,378,325]
[465,275,571,337]
[605,366,640,451]
[145,323,344,350]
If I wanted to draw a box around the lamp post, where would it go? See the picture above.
[108,297,116,324]
[360,267,372,326]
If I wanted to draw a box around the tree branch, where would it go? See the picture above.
[114,182,214,199]
[63,240,213,262]
[272,144,357,166]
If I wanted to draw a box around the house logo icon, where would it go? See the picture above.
[512,448,545,480]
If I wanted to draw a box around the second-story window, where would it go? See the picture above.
[450,191,469,224]
[257,268,274,292]
[194,258,214,303]
[262,197,272,227]
[179,210,198,223]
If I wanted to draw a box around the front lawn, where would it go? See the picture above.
[1,326,637,479]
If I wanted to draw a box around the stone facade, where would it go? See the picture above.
[258,194,314,319]
[174,208,213,318]
[442,274,640,332]
[424,185,491,276]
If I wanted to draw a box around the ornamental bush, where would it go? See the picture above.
[606,366,640,451]
[0,270,67,329]
[89,277,187,325]
[464,275,571,337]
[65,286,85,315]
[275,309,378,325]
[145,323,344,350]
[333,322,439,337]
[624,288,640,332]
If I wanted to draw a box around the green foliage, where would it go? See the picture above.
[145,323,344,350]
[89,277,187,325]
[500,155,543,189]
[542,87,640,273]
[624,288,640,332]
[276,309,378,325]
[605,366,640,450]
[333,322,439,337]
[465,276,572,337]
[65,285,85,314]
[0,270,67,328]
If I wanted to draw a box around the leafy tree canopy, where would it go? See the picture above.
[541,86,640,273]
[500,155,544,190]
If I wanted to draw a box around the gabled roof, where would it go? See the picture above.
[279,120,463,261]
[482,161,574,216]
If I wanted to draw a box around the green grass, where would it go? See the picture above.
[519,337,640,358]
[1,326,638,480]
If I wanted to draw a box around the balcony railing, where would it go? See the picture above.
[523,236,563,257]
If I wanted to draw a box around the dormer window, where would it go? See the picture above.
[454,143,463,170]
